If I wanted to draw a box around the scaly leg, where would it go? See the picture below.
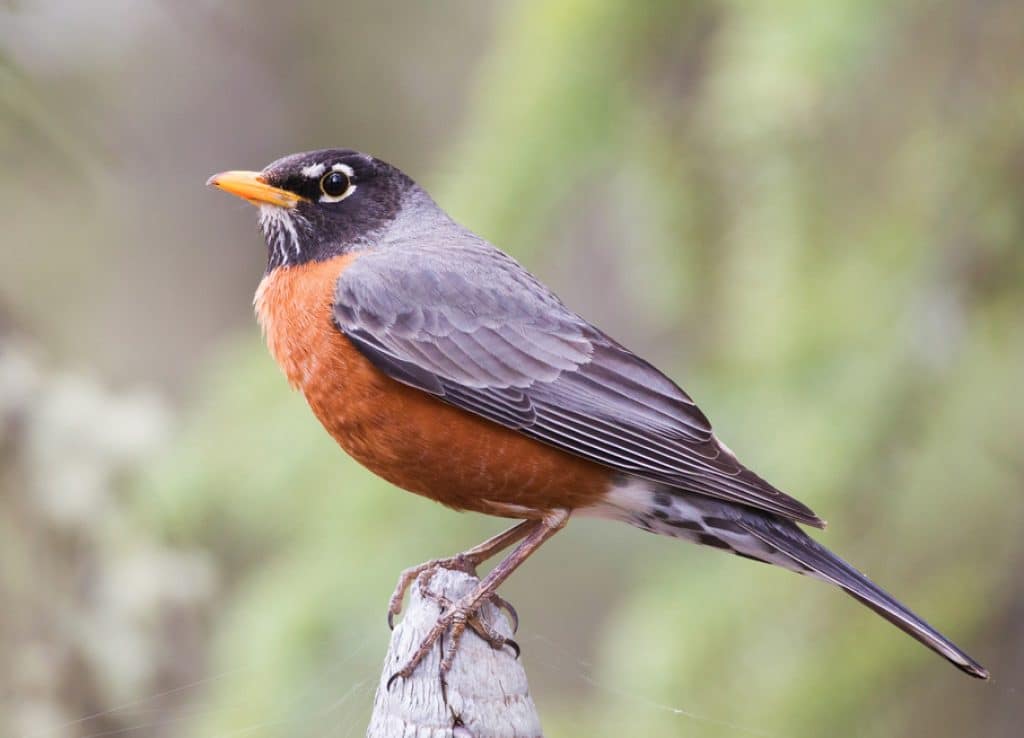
[389,509,569,683]
[387,519,537,629]
[413,587,521,659]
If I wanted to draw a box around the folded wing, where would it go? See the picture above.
[334,245,823,527]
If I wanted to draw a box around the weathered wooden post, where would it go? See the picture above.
[367,568,542,738]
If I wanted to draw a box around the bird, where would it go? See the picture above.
[207,148,989,682]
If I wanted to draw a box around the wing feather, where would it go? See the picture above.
[334,246,824,527]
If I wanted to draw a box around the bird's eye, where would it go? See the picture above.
[319,170,353,200]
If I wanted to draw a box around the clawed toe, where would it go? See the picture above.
[385,555,477,629]
[466,612,519,659]
[505,637,520,659]
[489,593,519,633]
[388,602,457,686]
[388,588,521,685]
[384,515,565,685]
[465,610,508,650]
[419,577,517,634]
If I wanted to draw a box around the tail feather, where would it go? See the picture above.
[590,478,990,679]
[737,516,990,680]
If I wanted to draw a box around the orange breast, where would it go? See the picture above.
[254,254,611,518]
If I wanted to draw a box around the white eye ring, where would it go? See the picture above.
[319,163,356,203]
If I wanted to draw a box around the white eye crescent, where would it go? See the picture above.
[318,163,356,202]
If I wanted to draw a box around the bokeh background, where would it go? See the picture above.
[2,1,1023,736]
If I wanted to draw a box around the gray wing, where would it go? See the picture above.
[334,244,824,527]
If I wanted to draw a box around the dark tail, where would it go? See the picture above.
[738,516,990,680]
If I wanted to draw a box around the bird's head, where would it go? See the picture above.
[207,149,415,271]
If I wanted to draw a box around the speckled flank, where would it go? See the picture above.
[581,475,812,574]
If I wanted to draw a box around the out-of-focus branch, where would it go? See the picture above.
[367,569,542,738]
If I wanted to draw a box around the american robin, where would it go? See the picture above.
[207,149,989,681]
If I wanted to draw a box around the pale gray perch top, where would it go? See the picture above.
[367,569,542,738]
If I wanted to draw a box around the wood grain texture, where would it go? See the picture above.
[255,256,612,518]
[367,569,542,738]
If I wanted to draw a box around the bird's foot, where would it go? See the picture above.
[417,585,520,658]
[387,586,519,687]
[387,556,518,632]
[386,554,477,629]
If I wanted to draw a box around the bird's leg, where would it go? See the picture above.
[414,565,518,633]
[390,509,569,683]
[387,519,537,629]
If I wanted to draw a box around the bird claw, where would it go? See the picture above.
[489,593,519,634]
[386,670,401,690]
[414,578,518,638]
[387,594,466,686]
[386,554,477,629]
[387,584,521,685]
[385,517,559,684]
[505,637,521,660]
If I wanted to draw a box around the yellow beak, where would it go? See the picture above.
[206,170,302,208]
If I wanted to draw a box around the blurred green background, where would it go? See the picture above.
[2,1,1022,736]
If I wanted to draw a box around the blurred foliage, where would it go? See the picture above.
[0,331,213,738]
[2,0,1023,737]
